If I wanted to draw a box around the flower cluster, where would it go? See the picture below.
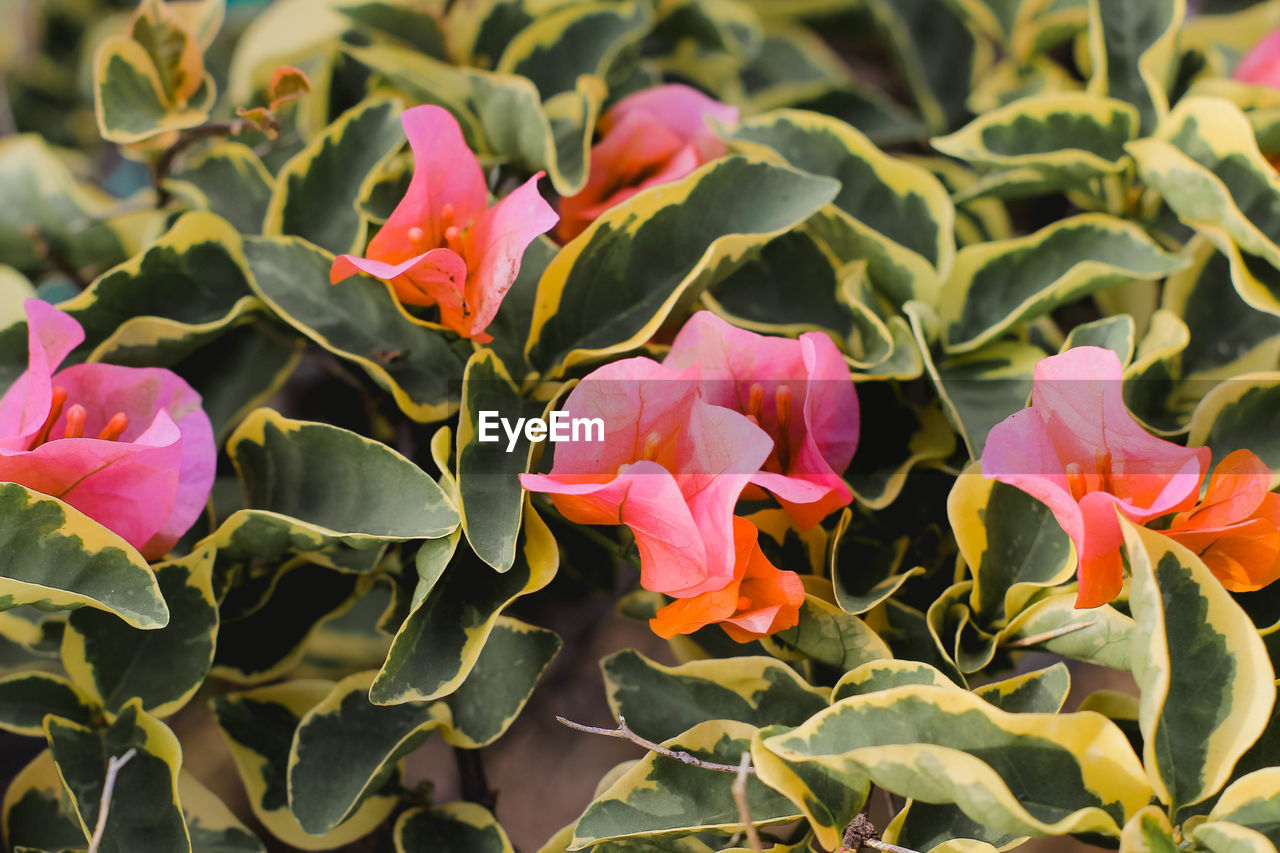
[521,311,858,641]
[0,300,215,559]
[983,346,1280,608]
[332,88,735,342]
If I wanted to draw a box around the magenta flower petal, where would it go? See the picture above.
[1235,28,1280,86]
[368,105,488,264]
[463,171,559,341]
[607,84,740,141]
[665,311,858,529]
[982,346,1211,608]
[0,300,84,450]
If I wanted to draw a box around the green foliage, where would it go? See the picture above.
[3,1,1280,851]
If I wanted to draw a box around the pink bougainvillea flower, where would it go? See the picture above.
[519,356,772,598]
[1163,449,1280,593]
[664,311,859,530]
[330,104,558,343]
[982,346,1210,609]
[650,515,805,641]
[557,84,738,242]
[1235,28,1280,87]
[0,300,215,559]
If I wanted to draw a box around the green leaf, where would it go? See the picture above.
[229,405,455,542]
[289,617,559,833]
[948,467,1075,625]
[973,663,1071,714]
[765,595,892,672]
[1189,821,1278,853]
[939,213,1185,353]
[602,649,828,743]
[456,349,543,571]
[761,683,1152,838]
[2,750,90,852]
[525,156,839,376]
[1086,0,1183,133]
[338,1,447,57]
[703,230,858,342]
[1121,519,1277,812]
[998,593,1133,670]
[59,211,258,364]
[60,546,217,717]
[885,798,1025,853]
[244,235,465,422]
[179,771,267,853]
[832,660,953,702]
[0,483,168,629]
[570,720,802,849]
[93,36,215,144]
[0,135,128,279]
[494,0,650,99]
[933,93,1140,184]
[371,500,557,703]
[750,724,870,852]
[845,383,956,510]
[1164,238,1280,383]
[1127,96,1280,316]
[396,803,514,853]
[348,42,603,196]
[733,110,955,306]
[264,94,406,254]
[1119,805,1181,853]
[1062,314,1136,364]
[45,700,190,853]
[166,142,274,234]
[211,680,398,850]
[907,301,1041,458]
[1205,768,1280,849]
[0,672,95,736]
[1188,373,1280,477]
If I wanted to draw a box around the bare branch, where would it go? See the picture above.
[87,747,137,853]
[555,715,755,775]
[864,838,925,853]
[1002,621,1095,649]
[730,752,763,853]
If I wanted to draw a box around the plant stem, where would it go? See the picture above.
[556,715,756,775]
[153,118,255,207]
[453,747,496,812]
[87,748,137,853]
[730,752,763,852]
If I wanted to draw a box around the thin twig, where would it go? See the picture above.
[863,838,925,853]
[1002,621,1095,649]
[153,119,256,207]
[555,716,756,775]
[730,752,763,853]
[87,748,137,853]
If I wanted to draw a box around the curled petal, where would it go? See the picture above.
[367,104,487,263]
[0,411,183,553]
[0,300,85,450]
[463,171,559,340]
[605,83,740,141]
[332,247,467,315]
[1236,28,1280,87]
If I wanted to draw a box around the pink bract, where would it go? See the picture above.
[982,346,1210,608]
[330,104,558,343]
[0,299,216,559]
[519,356,772,598]
[1235,28,1280,87]
[664,311,859,530]
[557,84,738,242]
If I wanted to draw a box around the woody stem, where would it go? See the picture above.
[555,715,756,775]
[153,118,258,207]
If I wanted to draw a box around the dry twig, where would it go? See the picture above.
[86,747,137,853]
[555,715,756,775]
